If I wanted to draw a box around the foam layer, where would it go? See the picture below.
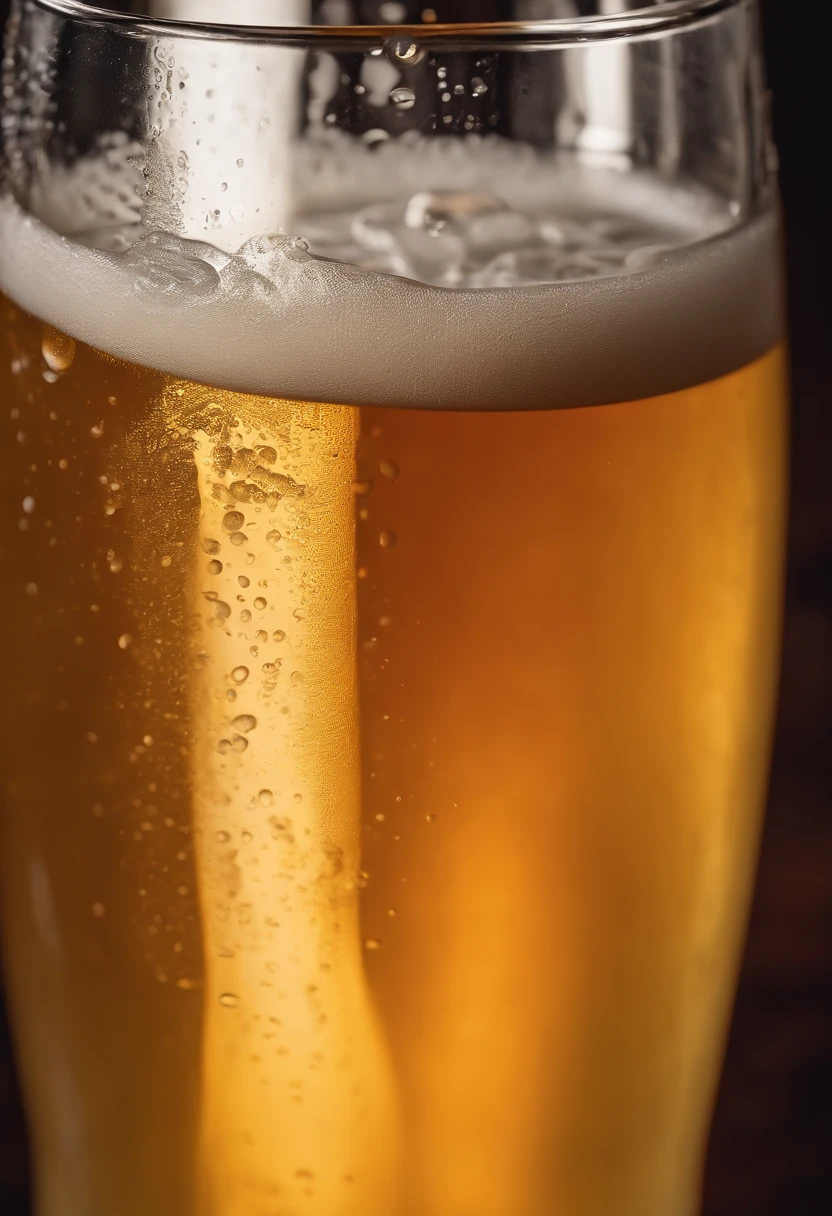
[0,181,782,411]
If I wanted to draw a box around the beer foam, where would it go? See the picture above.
[0,143,782,410]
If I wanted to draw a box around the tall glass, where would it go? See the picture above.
[0,2,787,1214]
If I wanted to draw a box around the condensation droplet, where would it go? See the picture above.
[231,666,249,684]
[219,992,239,1008]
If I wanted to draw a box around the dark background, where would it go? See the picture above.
[0,1,829,1212]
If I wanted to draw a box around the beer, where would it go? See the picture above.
[0,161,786,1215]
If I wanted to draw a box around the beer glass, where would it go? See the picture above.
[0,2,788,1213]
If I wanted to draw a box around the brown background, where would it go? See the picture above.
[1,1,829,1212]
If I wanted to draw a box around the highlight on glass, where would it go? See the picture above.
[0,2,788,1214]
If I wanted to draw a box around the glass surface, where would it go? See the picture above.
[0,2,788,1215]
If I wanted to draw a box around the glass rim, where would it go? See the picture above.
[26,0,747,46]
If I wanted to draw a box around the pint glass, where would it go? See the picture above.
[0,2,788,1214]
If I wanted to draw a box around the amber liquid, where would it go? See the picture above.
[0,293,788,1216]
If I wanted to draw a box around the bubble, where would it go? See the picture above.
[379,0,406,19]
[207,559,223,575]
[380,459,399,481]
[266,529,282,548]
[471,76,488,95]
[229,532,247,547]
[352,480,374,496]
[290,671,304,687]
[219,992,239,1008]
[42,328,76,373]
[272,630,286,643]
[217,739,233,754]
[89,423,104,439]
[232,714,257,733]
[107,550,123,573]
[215,830,231,843]
[254,597,268,610]
[92,902,105,918]
[240,609,252,623]
[426,813,436,823]
[390,39,422,63]
[238,575,250,588]
[223,510,245,533]
[202,538,221,555]
[365,939,382,951]
[241,829,253,844]
[258,789,274,807]
[231,666,250,684]
[379,530,398,549]
[454,83,465,95]
[390,86,416,111]
[262,662,279,676]
[293,793,303,804]
[363,128,390,148]
[231,735,249,753]
[214,601,231,621]
[118,633,133,649]
[236,157,244,167]
[255,445,277,465]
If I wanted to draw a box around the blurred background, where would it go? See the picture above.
[0,0,829,1212]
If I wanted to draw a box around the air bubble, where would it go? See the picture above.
[380,459,399,481]
[390,39,422,63]
[266,530,282,548]
[207,560,223,575]
[215,830,231,843]
[379,530,398,549]
[472,76,487,95]
[290,671,304,687]
[214,601,231,621]
[118,633,133,649]
[223,511,245,532]
[232,714,257,733]
[231,665,249,684]
[365,939,382,951]
[42,328,76,373]
[238,575,250,588]
[273,630,286,643]
[219,992,239,1008]
[240,609,252,623]
[258,789,274,807]
[293,793,303,804]
[254,597,267,610]
[352,480,374,496]
[390,86,416,111]
[202,538,221,555]
[231,735,248,753]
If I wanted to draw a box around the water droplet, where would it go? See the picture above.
[230,532,247,547]
[223,510,245,533]
[215,830,231,843]
[118,633,133,650]
[365,939,382,950]
[219,992,239,1008]
[232,714,257,733]
[390,86,416,111]
[254,597,267,610]
[202,538,221,555]
[266,529,282,548]
[207,559,223,575]
[238,575,250,588]
[272,630,286,643]
[472,76,487,95]
[231,665,249,684]
[379,530,398,549]
[42,328,76,373]
[380,459,399,481]
[258,789,274,807]
[352,480,374,496]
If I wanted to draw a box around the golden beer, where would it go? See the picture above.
[0,286,787,1215]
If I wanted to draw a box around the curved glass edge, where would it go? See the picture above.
[25,0,747,47]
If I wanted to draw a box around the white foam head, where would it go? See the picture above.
[0,135,783,410]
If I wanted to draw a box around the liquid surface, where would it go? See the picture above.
[0,292,788,1215]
